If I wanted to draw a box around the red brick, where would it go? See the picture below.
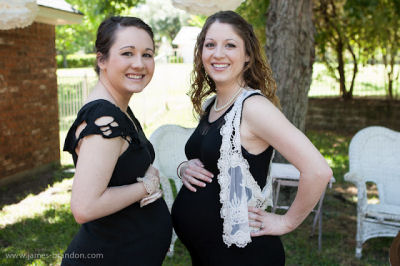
[0,22,60,181]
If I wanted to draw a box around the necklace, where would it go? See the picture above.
[99,79,138,131]
[213,87,243,112]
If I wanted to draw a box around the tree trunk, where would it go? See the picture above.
[383,48,397,100]
[62,53,68,68]
[336,39,347,99]
[388,77,393,100]
[346,43,357,100]
[387,50,397,100]
[265,0,315,162]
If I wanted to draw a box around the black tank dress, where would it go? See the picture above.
[62,99,172,266]
[171,95,285,266]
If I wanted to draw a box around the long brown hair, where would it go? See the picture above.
[189,10,280,115]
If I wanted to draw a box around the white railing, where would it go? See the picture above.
[57,63,193,132]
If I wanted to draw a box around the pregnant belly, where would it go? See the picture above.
[171,183,223,243]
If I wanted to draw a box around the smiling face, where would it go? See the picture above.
[201,22,249,90]
[98,26,155,95]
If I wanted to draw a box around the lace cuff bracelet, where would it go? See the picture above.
[137,174,159,195]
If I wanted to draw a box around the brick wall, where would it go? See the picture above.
[306,98,400,135]
[0,22,60,185]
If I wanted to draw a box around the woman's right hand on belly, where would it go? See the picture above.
[179,159,214,192]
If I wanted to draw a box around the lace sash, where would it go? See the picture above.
[217,89,274,248]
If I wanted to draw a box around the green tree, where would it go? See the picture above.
[380,2,400,100]
[56,0,143,67]
[315,0,400,100]
[56,26,81,68]
[351,0,400,99]
[314,0,366,100]
[67,0,143,25]
[236,0,270,46]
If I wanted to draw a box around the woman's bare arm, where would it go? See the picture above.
[70,134,149,224]
[242,95,332,235]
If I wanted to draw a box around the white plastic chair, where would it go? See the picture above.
[344,126,400,258]
[149,124,194,257]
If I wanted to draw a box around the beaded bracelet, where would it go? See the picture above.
[176,161,188,179]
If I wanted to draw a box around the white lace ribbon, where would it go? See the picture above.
[217,89,274,248]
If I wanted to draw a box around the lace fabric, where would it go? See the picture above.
[217,89,275,248]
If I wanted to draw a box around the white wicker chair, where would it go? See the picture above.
[149,124,194,257]
[344,126,400,258]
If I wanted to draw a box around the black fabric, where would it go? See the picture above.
[171,94,285,266]
[61,99,172,266]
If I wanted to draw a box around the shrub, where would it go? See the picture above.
[57,54,96,68]
[167,55,183,63]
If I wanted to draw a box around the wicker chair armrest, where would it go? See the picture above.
[344,172,361,184]
[345,172,368,208]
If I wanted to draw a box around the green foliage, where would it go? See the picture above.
[187,15,206,28]
[314,0,368,99]
[167,55,183,64]
[55,26,80,57]
[56,54,96,69]
[236,0,270,46]
[67,0,143,25]
[56,0,143,62]
[155,16,182,43]
[314,0,400,99]
[346,0,400,99]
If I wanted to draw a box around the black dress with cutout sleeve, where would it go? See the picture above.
[61,99,172,266]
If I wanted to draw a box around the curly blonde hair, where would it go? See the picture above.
[189,11,280,116]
